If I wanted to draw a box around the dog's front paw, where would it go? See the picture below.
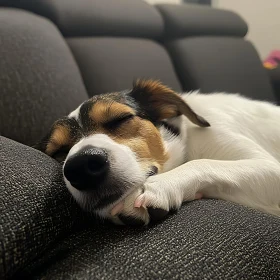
[135,175,203,221]
[109,176,182,226]
[109,188,150,226]
[108,175,203,226]
[135,176,182,221]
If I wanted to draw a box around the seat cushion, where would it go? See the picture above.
[15,199,280,279]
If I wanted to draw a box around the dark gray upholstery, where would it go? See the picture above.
[155,4,275,102]
[0,137,85,279]
[0,9,88,146]
[0,1,180,98]
[0,1,279,279]
[166,37,276,101]
[1,137,279,279]
[1,0,163,38]
[156,4,248,38]
[67,38,182,95]
[268,67,280,104]
[26,203,280,280]
[2,139,280,280]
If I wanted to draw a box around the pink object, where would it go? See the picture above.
[264,50,280,68]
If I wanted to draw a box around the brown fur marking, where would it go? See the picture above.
[109,116,168,171]
[89,102,135,124]
[90,100,169,171]
[46,125,71,155]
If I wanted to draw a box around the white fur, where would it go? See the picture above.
[68,105,82,126]
[120,92,280,224]
[160,116,187,172]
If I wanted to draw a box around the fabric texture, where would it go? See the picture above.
[67,38,182,95]
[1,140,279,279]
[15,199,280,279]
[0,9,88,146]
[166,37,276,102]
[1,0,163,38]
[157,4,248,38]
[0,137,86,279]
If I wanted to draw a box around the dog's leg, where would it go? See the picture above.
[111,137,280,224]
[137,158,280,219]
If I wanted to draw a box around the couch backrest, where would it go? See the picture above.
[0,0,276,146]
[0,8,88,146]
[157,4,275,101]
[64,0,182,95]
[6,0,182,95]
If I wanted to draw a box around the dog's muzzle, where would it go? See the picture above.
[64,146,109,191]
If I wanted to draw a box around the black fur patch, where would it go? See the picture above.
[79,100,95,133]
[161,121,180,136]
[33,117,81,155]
[128,86,159,123]
[148,207,169,221]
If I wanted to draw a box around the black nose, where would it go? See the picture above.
[64,146,109,190]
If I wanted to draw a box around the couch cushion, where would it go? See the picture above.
[0,137,86,279]
[166,37,276,101]
[156,4,248,38]
[1,0,163,38]
[0,9,88,146]
[16,199,280,279]
[68,37,182,95]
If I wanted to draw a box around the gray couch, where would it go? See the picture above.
[1,1,279,279]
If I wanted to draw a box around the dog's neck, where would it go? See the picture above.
[161,121,181,136]
[159,116,188,173]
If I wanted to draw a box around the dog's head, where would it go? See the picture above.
[35,80,209,216]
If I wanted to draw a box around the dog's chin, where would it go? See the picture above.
[64,172,146,218]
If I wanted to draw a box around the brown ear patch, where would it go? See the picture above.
[34,118,81,157]
[132,79,180,120]
[132,79,210,127]
[45,124,71,155]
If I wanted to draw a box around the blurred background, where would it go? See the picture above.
[146,0,280,60]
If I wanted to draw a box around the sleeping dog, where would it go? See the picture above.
[36,79,280,225]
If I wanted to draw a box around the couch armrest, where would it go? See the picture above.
[156,4,248,38]
[267,66,280,105]
[0,137,84,279]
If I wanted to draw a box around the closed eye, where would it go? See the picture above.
[104,113,134,129]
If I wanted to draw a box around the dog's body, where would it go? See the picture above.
[37,80,280,225]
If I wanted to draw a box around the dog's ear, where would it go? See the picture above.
[130,79,210,127]
[33,130,53,155]
[33,119,68,156]
[33,118,78,161]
